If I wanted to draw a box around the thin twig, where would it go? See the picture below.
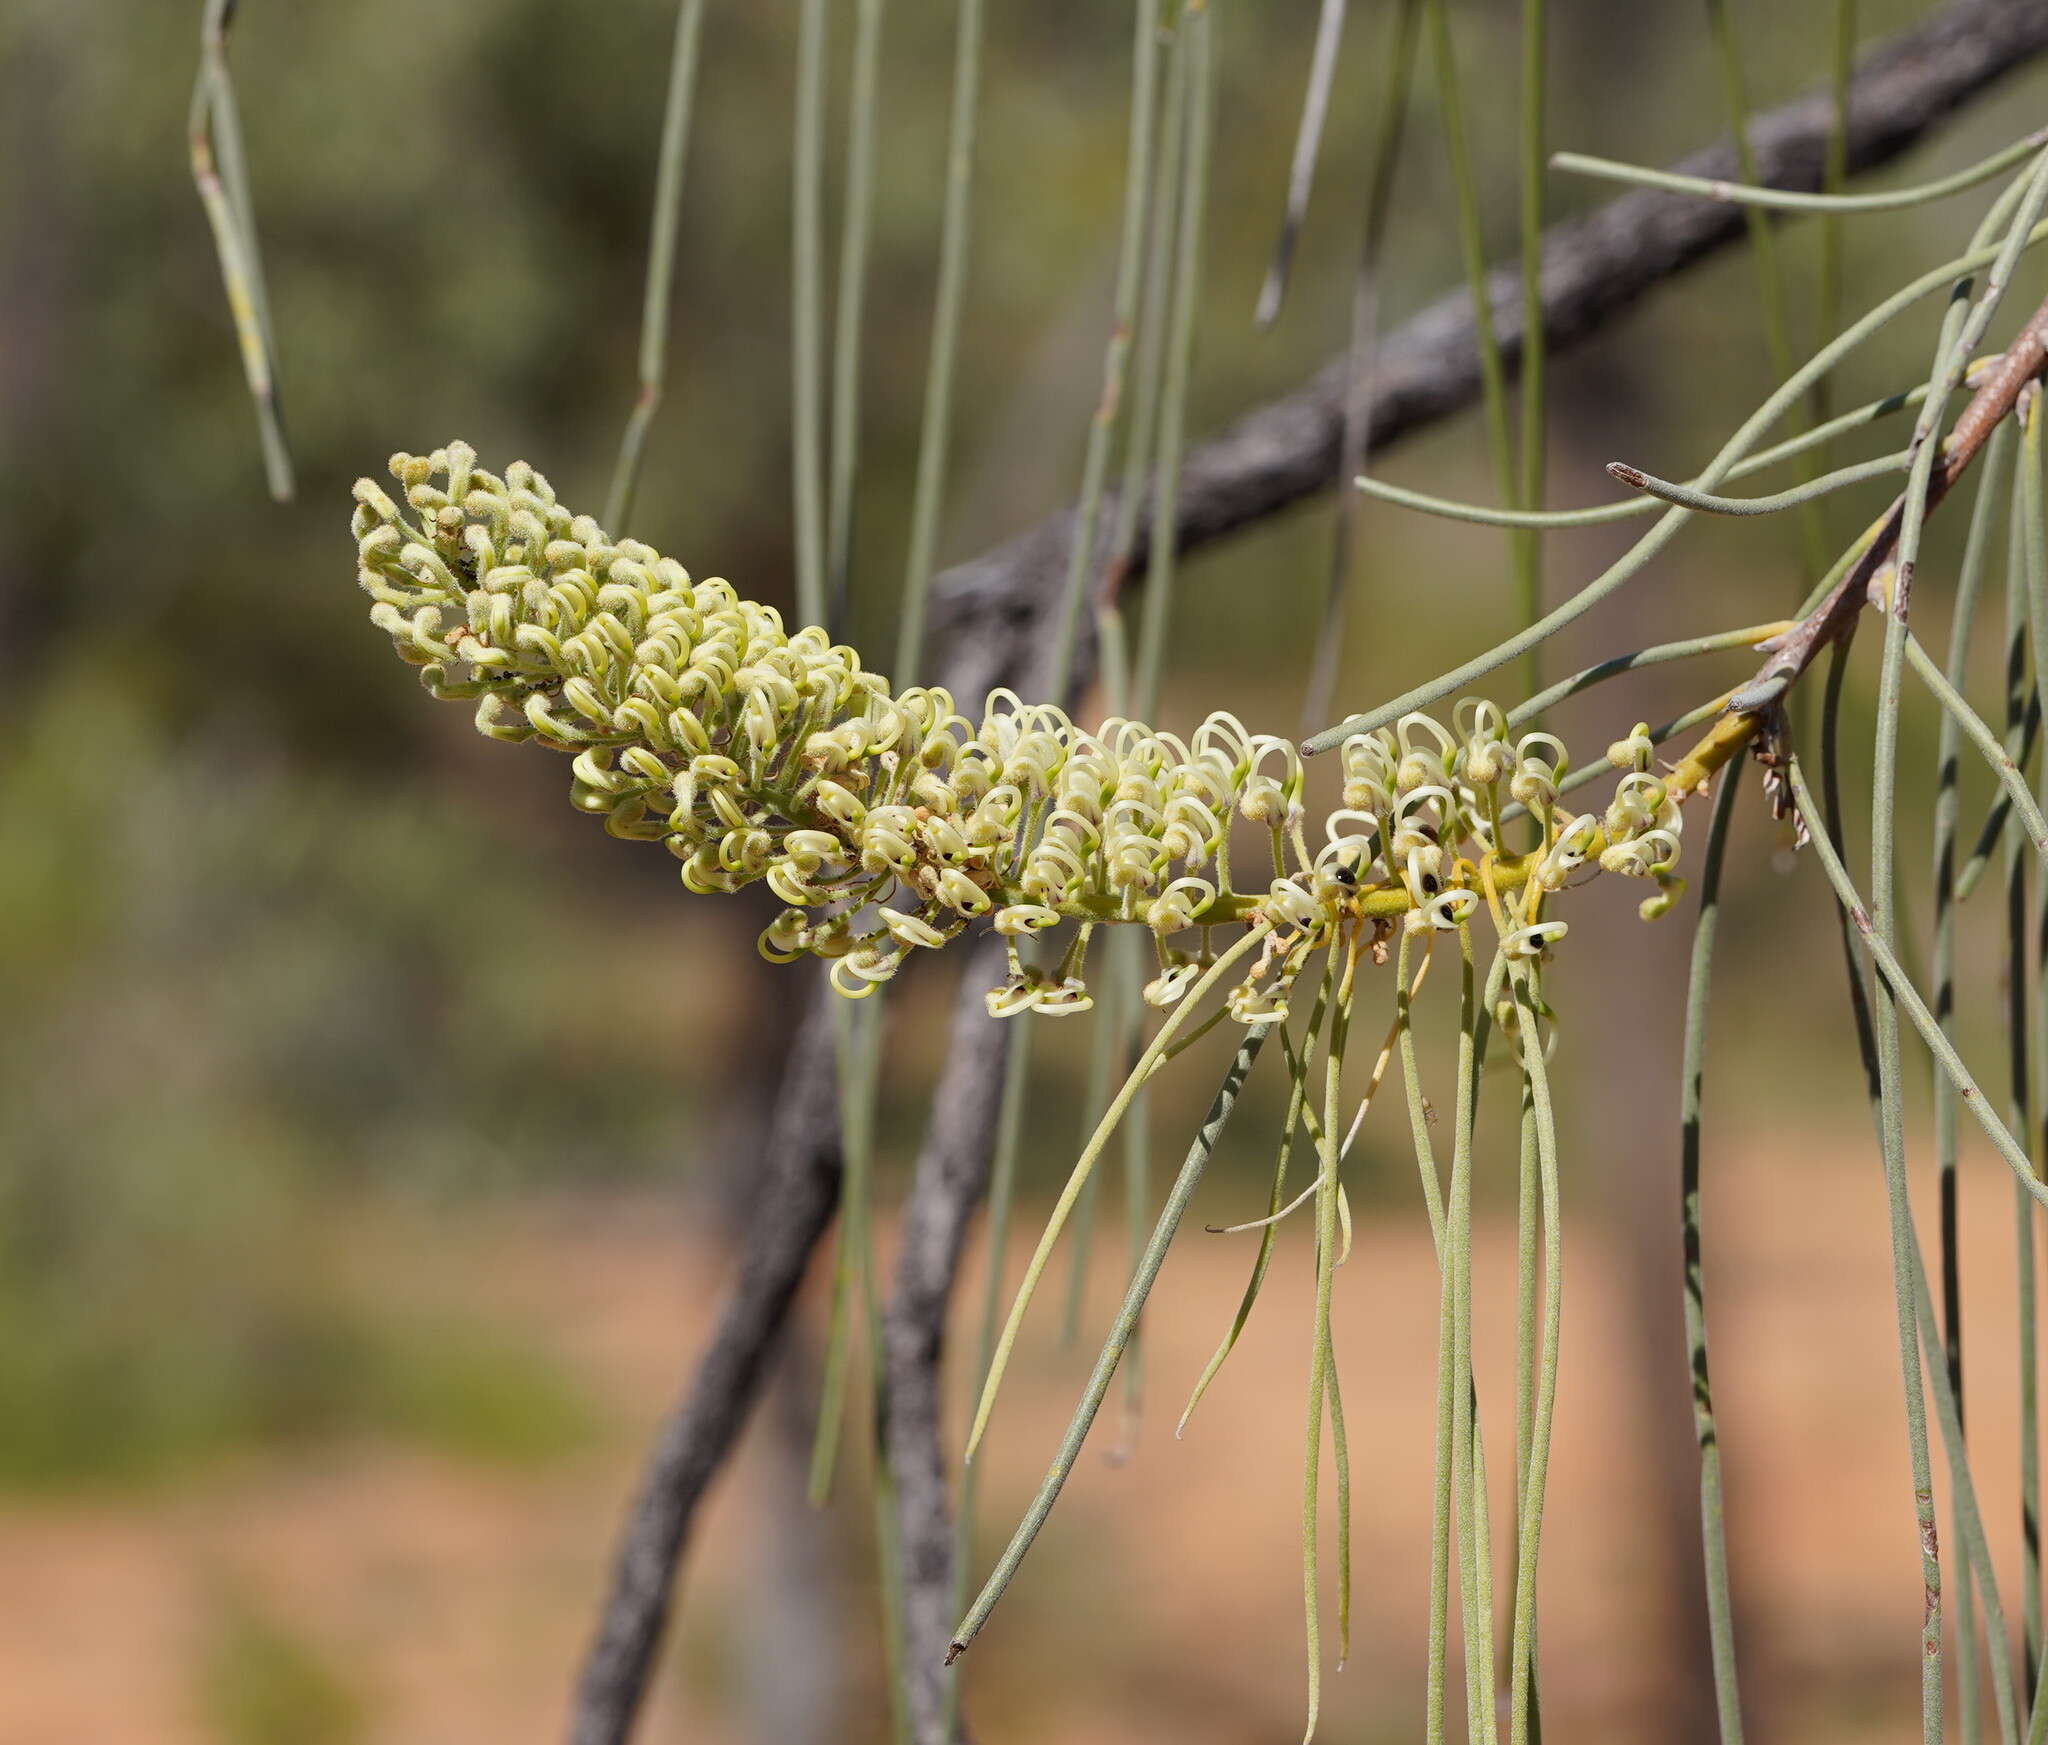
[880,936,1012,1745]
[1679,767,1748,1745]
[1133,0,1213,719]
[1929,417,2010,1745]
[1788,760,2048,1210]
[1704,0,1827,578]
[1816,0,1858,459]
[948,1024,1274,1665]
[1359,376,1937,528]
[1554,127,2048,215]
[1726,289,2048,717]
[1041,0,1165,699]
[1300,934,1357,1741]
[1255,0,1347,329]
[190,0,292,501]
[1424,0,1534,693]
[1606,447,1906,516]
[1818,648,2025,1745]
[1299,0,1421,732]
[1515,0,1548,691]
[791,0,829,630]
[826,0,886,632]
[1506,963,1561,1745]
[2014,392,2048,1716]
[604,0,707,535]
[896,0,985,684]
[1313,233,2048,753]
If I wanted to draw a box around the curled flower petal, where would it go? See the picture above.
[881,909,949,950]
[1503,920,1569,960]
[831,955,891,998]
[1599,827,1682,878]
[759,908,811,962]
[985,976,1040,1018]
[1423,887,1479,930]
[1607,721,1655,772]
[1029,978,1095,1016]
[1144,958,1203,1008]
[993,903,1061,935]
[1639,873,1687,921]
[1262,879,1320,932]
[1535,814,1599,890]
[1227,979,1291,1026]
[935,869,992,916]
[1145,875,1218,937]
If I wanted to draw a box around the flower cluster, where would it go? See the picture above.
[354,446,1686,1015]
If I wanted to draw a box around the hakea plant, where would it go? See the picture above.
[354,443,1700,1027]
[352,208,2048,1732]
[353,440,1760,1738]
[342,249,2048,1744]
[186,0,2048,1718]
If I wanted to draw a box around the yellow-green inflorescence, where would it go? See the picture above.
[354,444,1686,1017]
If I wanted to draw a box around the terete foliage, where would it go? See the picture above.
[182,0,2048,1738]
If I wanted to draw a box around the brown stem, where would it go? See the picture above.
[1730,290,2048,716]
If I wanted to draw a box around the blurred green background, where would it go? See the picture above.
[7,1,2048,1740]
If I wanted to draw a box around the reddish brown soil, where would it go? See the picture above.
[0,1130,2023,1743]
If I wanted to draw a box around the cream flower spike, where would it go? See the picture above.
[355,446,1687,1012]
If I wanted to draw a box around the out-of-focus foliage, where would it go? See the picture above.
[199,1587,366,1745]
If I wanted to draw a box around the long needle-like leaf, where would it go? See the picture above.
[189,0,292,501]
[896,0,985,683]
[604,0,708,535]
[949,1021,1275,1663]
[1256,0,1347,329]
[965,924,1275,1462]
[1679,766,1748,1745]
